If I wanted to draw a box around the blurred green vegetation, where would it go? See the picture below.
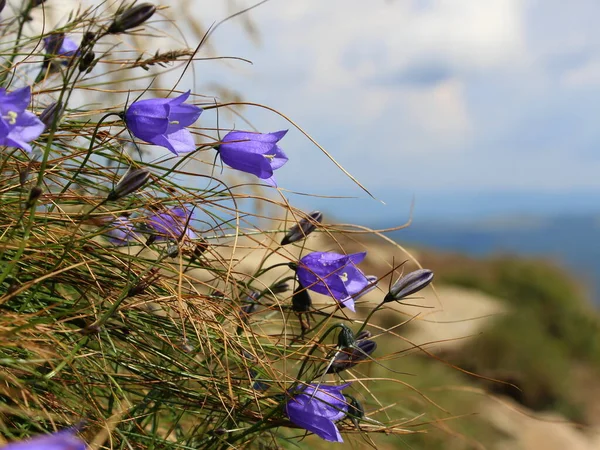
[420,254,600,425]
[333,253,600,448]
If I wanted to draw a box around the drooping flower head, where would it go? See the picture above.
[217,130,288,186]
[1,429,86,450]
[286,383,350,442]
[295,251,370,312]
[125,90,202,155]
[146,206,196,241]
[0,86,45,153]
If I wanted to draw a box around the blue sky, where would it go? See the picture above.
[52,1,600,224]
[189,0,600,223]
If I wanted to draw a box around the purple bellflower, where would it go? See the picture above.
[146,206,196,241]
[0,86,45,153]
[286,383,350,442]
[1,429,86,450]
[217,130,288,186]
[295,252,370,312]
[44,34,79,57]
[125,90,202,155]
[105,216,139,245]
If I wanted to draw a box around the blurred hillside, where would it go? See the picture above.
[306,230,600,449]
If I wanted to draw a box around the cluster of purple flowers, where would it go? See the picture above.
[0,6,438,446]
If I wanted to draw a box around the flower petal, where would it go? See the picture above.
[220,147,275,179]
[151,128,196,155]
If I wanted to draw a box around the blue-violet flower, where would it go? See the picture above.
[218,130,288,186]
[295,252,370,312]
[125,90,202,155]
[0,86,45,153]
[1,429,86,450]
[146,206,196,241]
[44,34,79,57]
[105,216,139,245]
[286,383,350,442]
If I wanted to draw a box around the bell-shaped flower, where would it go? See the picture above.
[217,130,288,186]
[146,206,196,241]
[286,383,350,442]
[1,429,86,450]
[44,34,79,57]
[104,216,140,245]
[295,251,370,312]
[0,86,45,152]
[125,90,202,155]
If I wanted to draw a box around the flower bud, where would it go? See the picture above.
[39,101,62,129]
[271,281,290,294]
[327,339,377,374]
[81,31,96,47]
[280,211,323,245]
[355,330,372,341]
[292,284,311,313]
[384,269,434,302]
[108,3,157,34]
[107,167,150,201]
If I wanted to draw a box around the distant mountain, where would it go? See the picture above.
[384,214,600,304]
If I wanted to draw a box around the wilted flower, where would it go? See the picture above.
[0,86,45,152]
[39,101,62,129]
[217,130,288,186]
[327,339,377,374]
[1,429,86,450]
[281,211,323,246]
[295,251,370,312]
[384,269,434,303]
[125,90,202,155]
[146,206,196,241]
[107,167,150,201]
[108,3,156,34]
[104,216,139,245]
[286,383,350,442]
[44,34,79,57]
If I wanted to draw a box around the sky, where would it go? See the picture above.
[47,0,600,224]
